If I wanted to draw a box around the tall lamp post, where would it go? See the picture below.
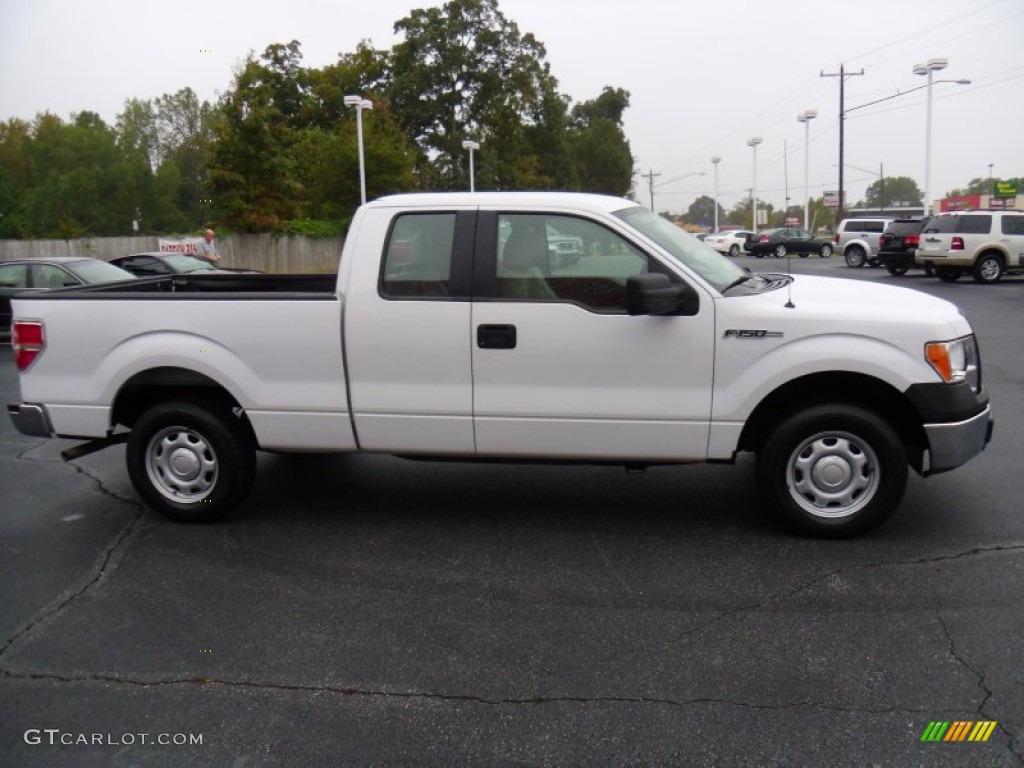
[747,137,763,233]
[462,139,480,192]
[797,110,817,230]
[344,95,373,205]
[913,58,948,217]
[711,156,722,233]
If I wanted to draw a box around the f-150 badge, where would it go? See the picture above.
[723,329,784,339]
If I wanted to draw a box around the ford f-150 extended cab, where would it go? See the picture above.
[8,193,992,537]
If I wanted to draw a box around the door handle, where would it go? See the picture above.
[477,324,517,349]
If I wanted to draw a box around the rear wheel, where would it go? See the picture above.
[935,267,963,282]
[728,244,740,257]
[127,399,256,522]
[885,264,909,276]
[819,244,833,258]
[972,252,1004,284]
[844,246,866,267]
[774,244,787,258]
[757,403,907,538]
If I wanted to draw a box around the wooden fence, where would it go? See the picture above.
[0,234,344,274]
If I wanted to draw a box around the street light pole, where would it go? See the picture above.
[461,139,480,192]
[711,156,721,232]
[747,137,762,233]
[797,110,817,231]
[344,95,373,205]
[913,58,948,217]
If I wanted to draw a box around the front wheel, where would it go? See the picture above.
[127,399,256,522]
[756,404,907,538]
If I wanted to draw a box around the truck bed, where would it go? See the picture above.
[24,272,340,299]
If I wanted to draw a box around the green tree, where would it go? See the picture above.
[154,87,218,229]
[682,195,724,230]
[863,175,922,208]
[728,197,774,231]
[567,87,633,195]
[388,0,568,189]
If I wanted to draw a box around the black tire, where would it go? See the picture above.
[126,399,256,522]
[844,246,866,268]
[885,264,909,276]
[935,267,963,283]
[756,403,907,538]
[728,244,740,257]
[819,244,833,258]
[972,252,1004,284]
[774,244,787,258]
[923,264,935,277]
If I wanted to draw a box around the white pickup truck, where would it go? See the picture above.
[8,192,992,537]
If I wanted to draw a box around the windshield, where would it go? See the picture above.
[67,260,136,283]
[162,253,220,272]
[613,206,745,291]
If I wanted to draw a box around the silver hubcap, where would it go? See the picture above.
[146,426,219,503]
[787,431,879,519]
[980,259,1000,280]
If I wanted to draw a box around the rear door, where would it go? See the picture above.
[470,208,715,461]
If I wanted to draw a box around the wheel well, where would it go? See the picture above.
[112,367,257,446]
[738,372,927,470]
[976,249,1004,264]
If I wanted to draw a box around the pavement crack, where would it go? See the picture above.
[0,668,979,715]
[860,544,1024,570]
[938,613,1022,765]
[0,506,146,662]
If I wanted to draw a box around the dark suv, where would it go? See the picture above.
[877,217,933,276]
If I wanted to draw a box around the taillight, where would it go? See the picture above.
[759,235,769,243]
[13,321,45,371]
[905,234,920,247]
[833,233,840,244]
[951,237,964,251]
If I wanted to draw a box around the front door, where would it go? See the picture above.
[471,210,715,461]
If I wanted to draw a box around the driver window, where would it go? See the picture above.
[496,214,652,311]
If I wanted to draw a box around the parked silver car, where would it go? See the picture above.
[836,217,893,267]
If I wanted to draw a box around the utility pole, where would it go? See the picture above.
[821,64,864,228]
[641,169,661,212]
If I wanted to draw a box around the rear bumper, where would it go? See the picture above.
[8,402,54,438]
[923,405,993,475]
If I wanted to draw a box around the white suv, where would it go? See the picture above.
[915,210,1024,283]
[835,218,892,268]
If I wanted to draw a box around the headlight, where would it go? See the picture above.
[925,335,980,393]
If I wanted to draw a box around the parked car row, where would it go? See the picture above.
[864,210,1024,284]
[1,253,262,340]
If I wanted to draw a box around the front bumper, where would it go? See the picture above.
[7,403,54,438]
[923,405,993,475]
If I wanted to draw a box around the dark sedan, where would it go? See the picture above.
[0,257,136,339]
[747,228,834,258]
[109,252,260,277]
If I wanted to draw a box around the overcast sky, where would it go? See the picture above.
[3,0,1022,217]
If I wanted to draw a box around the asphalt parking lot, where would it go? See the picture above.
[1,256,1022,767]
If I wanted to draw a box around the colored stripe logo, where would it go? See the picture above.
[921,721,997,742]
